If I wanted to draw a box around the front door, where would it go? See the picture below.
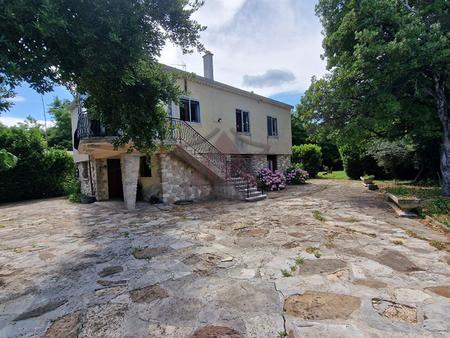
[107,159,123,199]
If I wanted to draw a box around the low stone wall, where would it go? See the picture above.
[160,152,214,203]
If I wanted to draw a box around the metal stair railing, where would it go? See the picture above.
[166,118,258,198]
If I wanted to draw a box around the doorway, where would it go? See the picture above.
[107,159,123,199]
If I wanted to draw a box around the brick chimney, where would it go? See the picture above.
[203,52,214,80]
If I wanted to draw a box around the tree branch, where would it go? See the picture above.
[399,0,417,15]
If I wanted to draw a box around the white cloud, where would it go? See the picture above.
[159,0,326,100]
[5,95,26,103]
[0,116,54,127]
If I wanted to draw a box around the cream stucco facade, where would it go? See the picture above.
[72,58,293,209]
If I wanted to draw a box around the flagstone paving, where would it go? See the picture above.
[0,179,449,337]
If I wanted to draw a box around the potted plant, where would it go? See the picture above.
[361,174,375,185]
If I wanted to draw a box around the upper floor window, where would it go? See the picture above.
[180,98,200,123]
[236,109,250,133]
[267,116,278,136]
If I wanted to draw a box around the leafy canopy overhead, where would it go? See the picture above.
[0,0,205,150]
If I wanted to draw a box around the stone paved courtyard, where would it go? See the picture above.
[1,179,450,337]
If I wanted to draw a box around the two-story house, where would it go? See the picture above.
[72,53,292,209]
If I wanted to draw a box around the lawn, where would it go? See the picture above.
[317,170,349,180]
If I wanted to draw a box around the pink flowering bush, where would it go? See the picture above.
[285,166,309,185]
[257,168,286,191]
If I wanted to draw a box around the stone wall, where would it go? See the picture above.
[138,155,162,202]
[251,155,267,175]
[95,159,109,201]
[160,152,214,203]
[278,155,291,172]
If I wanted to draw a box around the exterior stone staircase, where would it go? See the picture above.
[167,118,266,202]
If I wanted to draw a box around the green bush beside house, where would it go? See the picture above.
[291,144,322,178]
[0,124,74,203]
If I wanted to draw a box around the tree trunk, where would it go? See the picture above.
[434,75,450,196]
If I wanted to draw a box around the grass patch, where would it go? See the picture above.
[429,240,447,250]
[381,183,450,224]
[281,269,292,277]
[317,170,349,180]
[313,210,326,222]
[277,331,288,338]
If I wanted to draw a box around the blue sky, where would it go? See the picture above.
[1,0,321,126]
[1,84,73,126]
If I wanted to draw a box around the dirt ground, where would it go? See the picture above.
[0,179,449,337]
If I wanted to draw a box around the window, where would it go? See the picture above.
[236,109,250,133]
[139,156,152,177]
[267,116,278,136]
[267,155,278,172]
[179,98,200,123]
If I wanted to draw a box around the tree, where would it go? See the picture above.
[47,97,72,150]
[301,0,448,193]
[0,0,205,150]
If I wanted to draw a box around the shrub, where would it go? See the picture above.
[286,166,309,184]
[257,168,286,191]
[0,124,74,202]
[291,144,322,178]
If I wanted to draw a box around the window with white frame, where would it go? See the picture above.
[236,109,250,133]
[179,98,200,123]
[267,116,278,136]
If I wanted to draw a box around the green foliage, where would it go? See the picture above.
[292,144,323,177]
[291,112,309,146]
[0,0,205,151]
[47,97,73,150]
[300,0,449,191]
[0,149,17,171]
[0,124,74,202]
[366,137,418,178]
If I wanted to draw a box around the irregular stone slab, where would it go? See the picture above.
[372,298,417,323]
[353,279,387,289]
[98,266,123,277]
[375,249,422,272]
[15,299,67,321]
[132,247,170,259]
[394,288,431,304]
[95,286,126,297]
[129,284,168,303]
[288,232,305,239]
[97,279,128,287]
[80,303,128,337]
[147,323,194,337]
[193,325,241,338]
[236,228,269,238]
[425,285,450,298]
[44,310,83,338]
[284,292,360,320]
[297,259,347,275]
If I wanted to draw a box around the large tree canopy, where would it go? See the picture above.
[0,0,205,150]
[299,0,449,193]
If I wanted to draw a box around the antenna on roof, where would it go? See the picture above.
[170,63,187,72]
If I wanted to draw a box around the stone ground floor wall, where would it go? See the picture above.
[138,155,162,202]
[278,155,291,172]
[247,154,292,174]
[95,159,109,201]
[160,152,214,203]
